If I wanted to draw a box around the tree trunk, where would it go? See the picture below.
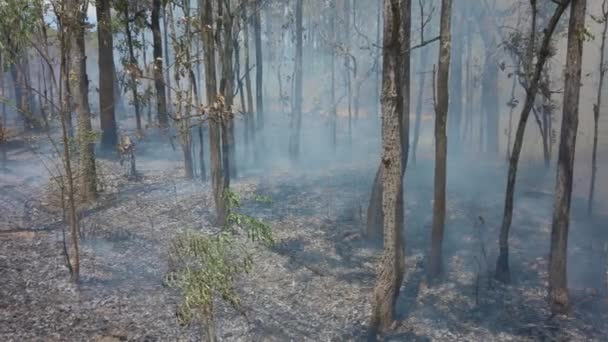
[74,2,97,201]
[123,6,142,133]
[242,1,255,154]
[448,7,462,153]
[428,0,452,280]
[330,1,337,150]
[495,2,570,283]
[96,0,118,151]
[254,0,264,131]
[368,0,409,336]
[58,3,80,282]
[220,0,236,180]
[412,46,429,165]
[152,0,169,126]
[289,0,303,161]
[549,0,586,315]
[201,0,226,226]
[588,1,608,216]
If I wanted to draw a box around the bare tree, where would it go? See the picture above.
[368,0,409,336]
[495,0,571,283]
[588,0,608,216]
[548,0,586,315]
[428,0,452,279]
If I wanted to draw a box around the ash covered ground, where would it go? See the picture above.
[1,134,607,342]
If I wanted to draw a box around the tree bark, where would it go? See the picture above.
[74,1,97,201]
[201,0,226,226]
[588,1,608,216]
[448,7,462,153]
[368,0,409,336]
[254,0,264,131]
[152,0,169,126]
[549,0,586,315]
[428,0,452,280]
[495,1,571,283]
[242,1,255,154]
[96,0,118,151]
[123,5,142,133]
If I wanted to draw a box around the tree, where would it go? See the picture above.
[588,0,608,216]
[548,0,586,315]
[241,0,255,154]
[448,5,462,152]
[428,0,452,279]
[74,0,97,200]
[96,0,118,151]
[368,0,409,336]
[253,0,263,132]
[289,0,303,161]
[201,0,227,226]
[495,0,571,283]
[151,0,169,126]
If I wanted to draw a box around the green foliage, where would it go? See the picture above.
[167,190,273,327]
[0,0,43,66]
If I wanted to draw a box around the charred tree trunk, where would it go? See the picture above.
[368,0,409,336]
[152,0,169,126]
[289,0,303,161]
[428,0,452,280]
[588,1,608,216]
[549,0,586,315]
[96,0,118,151]
[495,1,570,283]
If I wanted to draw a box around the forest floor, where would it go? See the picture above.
[1,132,608,342]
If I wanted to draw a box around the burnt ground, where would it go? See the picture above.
[1,135,607,342]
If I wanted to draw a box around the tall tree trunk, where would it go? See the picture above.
[428,0,452,279]
[549,0,586,315]
[58,3,80,282]
[588,1,608,216]
[412,46,429,165]
[289,0,303,161]
[495,1,570,283]
[254,0,264,132]
[242,1,255,154]
[123,6,142,133]
[75,2,97,201]
[330,1,337,150]
[201,0,226,226]
[344,0,353,144]
[96,0,118,151]
[220,0,236,179]
[152,0,169,126]
[368,0,409,336]
[448,7,462,153]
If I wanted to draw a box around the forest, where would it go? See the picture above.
[0,0,607,340]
